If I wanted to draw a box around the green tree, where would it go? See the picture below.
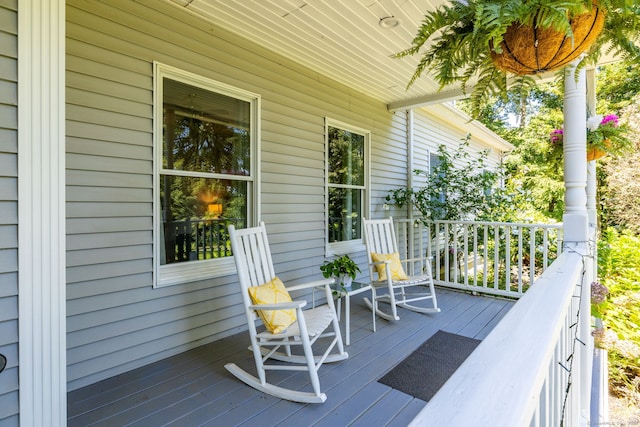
[386,136,520,221]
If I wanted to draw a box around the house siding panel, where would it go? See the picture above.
[407,109,505,194]
[64,0,507,391]
[0,1,18,424]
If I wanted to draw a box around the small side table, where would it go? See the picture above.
[330,281,376,346]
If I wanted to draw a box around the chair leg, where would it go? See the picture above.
[250,339,267,386]
[331,309,346,355]
[425,264,439,311]
[387,279,399,321]
[430,281,439,310]
[298,318,322,397]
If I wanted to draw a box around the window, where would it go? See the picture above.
[154,63,259,287]
[326,119,369,254]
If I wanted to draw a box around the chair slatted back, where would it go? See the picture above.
[228,222,277,313]
[363,217,399,256]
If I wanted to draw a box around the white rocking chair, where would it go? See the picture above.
[225,222,348,403]
[363,217,440,322]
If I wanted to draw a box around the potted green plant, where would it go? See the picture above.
[395,0,640,118]
[549,113,633,161]
[320,255,361,289]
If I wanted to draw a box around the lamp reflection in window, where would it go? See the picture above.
[207,203,223,217]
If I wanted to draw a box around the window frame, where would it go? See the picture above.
[324,118,370,256]
[153,62,260,288]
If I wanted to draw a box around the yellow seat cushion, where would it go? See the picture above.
[371,252,408,281]
[248,277,297,334]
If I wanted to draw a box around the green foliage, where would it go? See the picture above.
[386,136,521,221]
[327,126,365,242]
[468,61,640,225]
[594,228,640,402]
[597,61,640,112]
[396,0,640,118]
[320,255,361,281]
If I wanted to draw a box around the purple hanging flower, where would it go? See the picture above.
[600,114,619,127]
[548,112,630,158]
[590,281,609,304]
[549,129,564,144]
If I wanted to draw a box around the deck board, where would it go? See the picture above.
[68,288,514,426]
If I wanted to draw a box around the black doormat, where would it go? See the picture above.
[378,330,481,402]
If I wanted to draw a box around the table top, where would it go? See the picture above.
[330,280,371,295]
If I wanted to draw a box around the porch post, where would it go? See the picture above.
[583,67,598,423]
[586,69,598,228]
[563,60,592,425]
[562,61,588,241]
[18,0,67,425]
[406,109,414,220]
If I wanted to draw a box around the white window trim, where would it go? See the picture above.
[153,62,261,288]
[324,118,370,256]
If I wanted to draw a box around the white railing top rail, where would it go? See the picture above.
[406,218,563,229]
[409,246,586,427]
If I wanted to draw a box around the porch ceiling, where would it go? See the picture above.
[167,1,627,113]
[167,0,451,110]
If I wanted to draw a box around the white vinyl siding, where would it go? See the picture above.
[64,0,507,391]
[0,1,19,425]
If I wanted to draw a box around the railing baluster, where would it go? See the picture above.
[530,227,536,287]
[473,223,478,288]
[435,221,441,280]
[518,225,524,293]
[505,225,511,293]
[493,225,499,290]
[462,224,469,286]
[395,219,561,299]
[444,222,450,282]
[543,228,549,269]
[483,225,488,289]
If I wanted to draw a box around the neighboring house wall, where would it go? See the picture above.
[392,107,506,209]
[65,0,508,390]
[413,106,504,173]
[0,2,19,425]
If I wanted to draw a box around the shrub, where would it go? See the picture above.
[596,228,640,404]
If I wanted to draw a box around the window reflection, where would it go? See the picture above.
[160,78,252,264]
[327,125,366,243]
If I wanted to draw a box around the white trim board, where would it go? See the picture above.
[17,0,67,424]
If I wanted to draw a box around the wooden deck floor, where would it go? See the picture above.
[67,288,514,426]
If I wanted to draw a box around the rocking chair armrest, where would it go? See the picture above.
[286,277,335,292]
[248,300,307,311]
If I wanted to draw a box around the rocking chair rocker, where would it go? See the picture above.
[363,217,440,322]
[226,222,348,403]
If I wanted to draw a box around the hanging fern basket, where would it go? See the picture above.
[490,6,605,75]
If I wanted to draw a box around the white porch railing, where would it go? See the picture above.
[409,244,591,427]
[393,219,563,298]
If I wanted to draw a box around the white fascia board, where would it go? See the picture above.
[420,103,515,153]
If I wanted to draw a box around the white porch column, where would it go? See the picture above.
[563,60,593,425]
[563,61,588,242]
[406,109,414,220]
[586,69,598,228]
[583,67,598,425]
[18,0,67,425]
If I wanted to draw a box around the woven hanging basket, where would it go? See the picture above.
[586,139,611,161]
[491,6,605,75]
[587,146,607,161]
